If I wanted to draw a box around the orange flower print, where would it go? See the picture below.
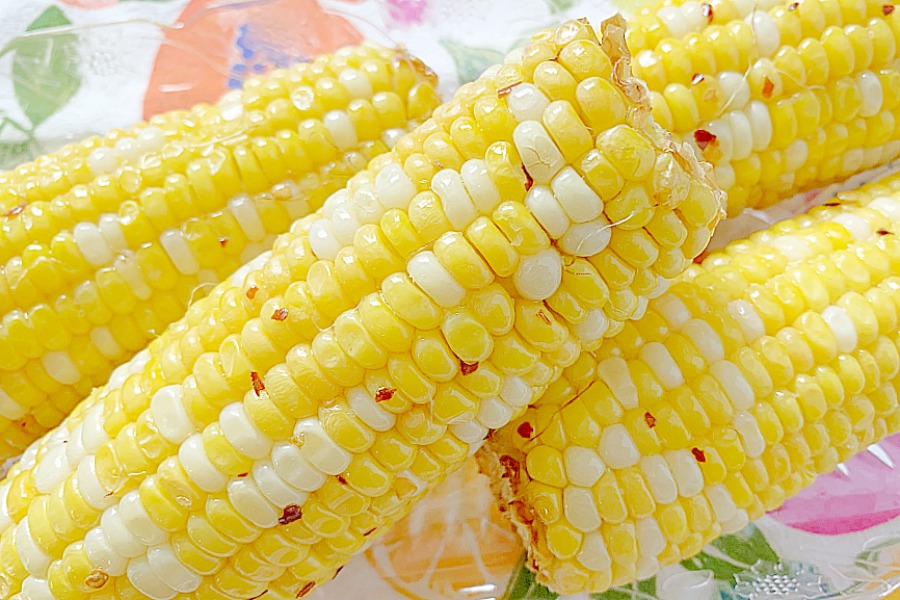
[143,0,364,118]
[58,0,118,7]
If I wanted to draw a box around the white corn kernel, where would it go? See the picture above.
[747,101,773,152]
[654,294,691,329]
[733,411,766,458]
[526,185,570,239]
[114,137,141,162]
[705,484,738,522]
[710,361,754,409]
[658,5,691,37]
[294,417,353,475]
[450,419,489,444]
[640,455,678,504]
[220,400,273,460]
[597,357,638,408]
[636,517,666,557]
[42,350,81,385]
[74,222,114,267]
[32,445,69,494]
[665,449,705,497]
[374,162,417,209]
[500,376,533,408]
[573,309,609,343]
[179,434,228,493]
[147,543,203,593]
[859,71,884,117]
[476,396,514,429]
[564,446,606,487]
[746,11,780,56]
[87,146,120,175]
[0,387,26,420]
[718,72,751,110]
[506,84,551,122]
[100,506,145,558]
[558,217,612,257]
[822,305,858,353]
[271,442,327,492]
[252,461,309,508]
[338,68,373,99]
[84,526,128,576]
[114,253,152,301]
[563,486,602,532]
[551,166,603,223]
[599,424,640,469]
[99,213,127,254]
[227,478,279,528]
[833,212,872,241]
[16,518,52,577]
[514,121,565,183]
[577,532,612,572]
[150,385,194,444]
[727,111,753,160]
[308,218,343,261]
[347,387,396,432]
[119,490,168,545]
[323,110,358,150]
[21,577,54,600]
[330,204,362,246]
[639,342,685,390]
[726,299,765,342]
[460,159,502,213]
[682,319,725,362]
[127,556,177,600]
[433,168,478,229]
[78,455,117,510]
[160,230,200,275]
[408,251,466,307]
[514,248,563,301]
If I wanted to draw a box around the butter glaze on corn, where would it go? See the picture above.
[480,170,900,594]
[629,0,900,215]
[0,45,442,459]
[0,17,722,600]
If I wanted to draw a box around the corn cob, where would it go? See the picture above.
[479,170,900,594]
[0,46,438,212]
[0,46,442,459]
[0,17,722,600]
[628,0,900,215]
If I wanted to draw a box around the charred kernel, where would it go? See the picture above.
[85,569,109,589]
[272,307,289,321]
[251,371,265,395]
[375,387,396,402]
[460,360,479,375]
[644,412,657,428]
[518,422,535,438]
[297,583,316,598]
[247,286,259,299]
[692,447,707,462]
[499,455,521,484]
[278,504,303,525]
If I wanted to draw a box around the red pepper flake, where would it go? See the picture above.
[537,310,551,325]
[824,201,841,207]
[271,307,289,321]
[218,237,229,247]
[878,229,892,235]
[237,472,249,478]
[296,583,316,598]
[5,204,25,218]
[522,163,534,191]
[375,387,396,402]
[498,82,522,97]
[691,447,707,463]
[363,527,377,537]
[644,412,657,428]
[691,73,705,85]
[460,360,479,375]
[248,591,269,600]
[701,2,714,21]
[885,4,895,14]
[246,286,259,299]
[788,1,799,9]
[762,77,775,98]
[334,566,345,579]
[517,422,534,438]
[336,474,348,485]
[84,569,109,590]
[693,129,717,151]
[278,504,303,525]
[251,371,265,396]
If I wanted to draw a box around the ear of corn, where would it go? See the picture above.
[0,45,442,460]
[479,169,900,594]
[629,0,900,216]
[0,17,723,600]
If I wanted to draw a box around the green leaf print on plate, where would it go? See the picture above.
[9,6,81,128]
[590,577,658,600]
[440,39,505,85]
[503,554,559,600]
[543,0,576,12]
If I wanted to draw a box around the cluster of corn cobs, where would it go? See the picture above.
[0,1,898,598]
